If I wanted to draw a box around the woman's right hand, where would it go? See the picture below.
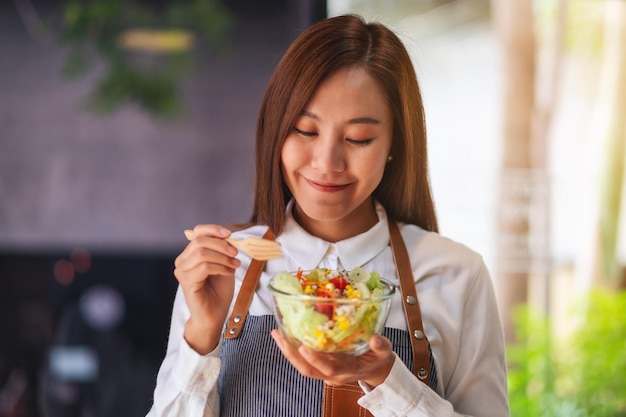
[174,224,241,354]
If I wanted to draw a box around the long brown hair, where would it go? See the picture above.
[250,14,438,235]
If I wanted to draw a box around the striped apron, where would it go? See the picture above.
[218,315,438,417]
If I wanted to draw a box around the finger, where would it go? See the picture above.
[176,224,231,263]
[298,347,353,378]
[174,252,239,279]
[189,224,231,240]
[175,235,239,269]
[298,335,394,384]
[174,261,237,285]
[271,330,325,379]
[359,335,395,387]
[177,246,240,272]
[174,246,240,292]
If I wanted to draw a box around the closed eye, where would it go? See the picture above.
[294,128,317,137]
[347,138,374,146]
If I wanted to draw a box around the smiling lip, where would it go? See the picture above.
[306,179,350,192]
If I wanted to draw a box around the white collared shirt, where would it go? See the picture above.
[147,202,509,417]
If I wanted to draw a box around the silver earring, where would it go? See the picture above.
[387,155,393,162]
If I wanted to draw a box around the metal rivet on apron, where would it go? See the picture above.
[233,315,242,323]
[413,329,424,340]
[229,327,237,335]
[418,368,428,380]
[405,295,416,305]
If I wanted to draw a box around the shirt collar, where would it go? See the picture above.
[276,200,390,270]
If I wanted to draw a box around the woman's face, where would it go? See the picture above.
[280,66,393,241]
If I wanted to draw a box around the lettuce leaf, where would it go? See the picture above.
[271,271,303,295]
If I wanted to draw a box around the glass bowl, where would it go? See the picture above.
[267,268,396,356]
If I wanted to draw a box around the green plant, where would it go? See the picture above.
[54,0,232,117]
[561,290,626,416]
[507,290,626,417]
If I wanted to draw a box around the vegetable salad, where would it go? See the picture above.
[269,267,393,354]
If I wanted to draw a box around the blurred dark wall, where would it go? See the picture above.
[0,0,324,251]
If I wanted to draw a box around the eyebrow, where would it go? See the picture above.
[300,110,382,125]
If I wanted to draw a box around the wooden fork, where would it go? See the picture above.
[183,229,283,261]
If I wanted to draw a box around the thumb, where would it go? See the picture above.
[369,334,392,354]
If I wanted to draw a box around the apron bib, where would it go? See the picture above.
[218,315,434,417]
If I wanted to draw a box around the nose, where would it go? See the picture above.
[310,135,345,173]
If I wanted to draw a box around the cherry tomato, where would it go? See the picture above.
[329,277,348,292]
[314,293,334,318]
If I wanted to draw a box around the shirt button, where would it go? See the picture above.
[372,403,382,410]
[201,371,213,380]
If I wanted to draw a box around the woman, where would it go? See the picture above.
[147,14,509,417]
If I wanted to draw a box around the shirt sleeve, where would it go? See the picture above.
[145,286,222,417]
[440,261,509,416]
[358,355,458,416]
[358,261,509,417]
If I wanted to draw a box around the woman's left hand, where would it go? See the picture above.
[271,329,395,388]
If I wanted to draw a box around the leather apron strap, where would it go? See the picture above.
[387,220,431,383]
[223,228,275,340]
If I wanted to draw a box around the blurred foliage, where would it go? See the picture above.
[507,290,626,417]
[54,0,232,118]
